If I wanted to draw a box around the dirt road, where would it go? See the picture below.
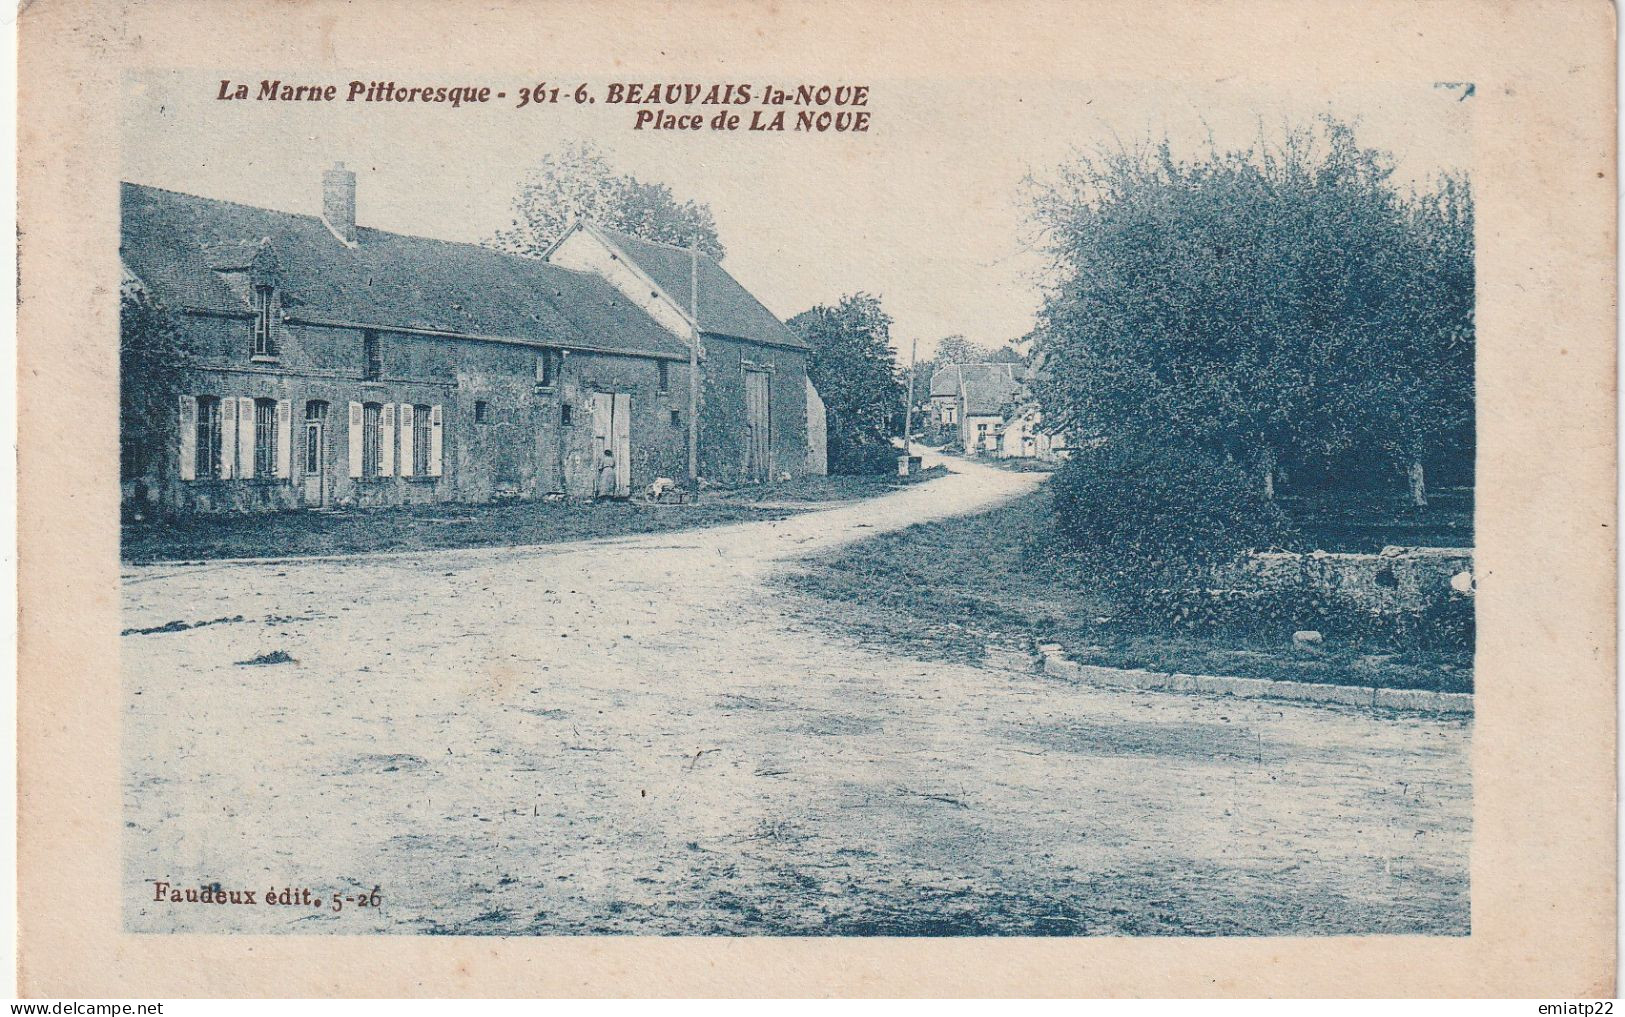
[122,455,1469,935]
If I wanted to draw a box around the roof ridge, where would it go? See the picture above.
[123,180,606,279]
[593,221,718,262]
[123,180,327,225]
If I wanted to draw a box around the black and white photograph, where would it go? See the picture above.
[114,74,1479,939]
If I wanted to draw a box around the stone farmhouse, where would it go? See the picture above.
[120,165,824,515]
[925,361,1067,460]
[927,362,1024,454]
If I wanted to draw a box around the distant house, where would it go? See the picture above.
[120,164,827,515]
[997,402,1067,460]
[928,363,1025,453]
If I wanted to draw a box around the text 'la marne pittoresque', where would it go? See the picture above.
[216,79,873,131]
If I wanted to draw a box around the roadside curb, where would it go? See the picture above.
[1037,645,1473,716]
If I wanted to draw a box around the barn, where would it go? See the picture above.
[120,165,824,515]
[544,221,819,485]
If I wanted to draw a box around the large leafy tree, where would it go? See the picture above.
[789,294,905,474]
[1027,118,1473,504]
[120,289,188,484]
[934,334,1022,366]
[491,142,726,259]
[933,335,982,366]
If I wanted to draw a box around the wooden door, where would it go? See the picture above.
[590,391,633,498]
[744,369,771,483]
[301,401,329,507]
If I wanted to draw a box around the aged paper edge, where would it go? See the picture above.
[16,0,1618,998]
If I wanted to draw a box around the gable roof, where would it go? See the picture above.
[120,182,691,361]
[929,365,963,398]
[930,363,1027,414]
[586,223,808,350]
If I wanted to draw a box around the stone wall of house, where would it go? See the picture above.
[1239,546,1475,617]
[697,334,812,484]
[963,414,1003,454]
[133,311,690,514]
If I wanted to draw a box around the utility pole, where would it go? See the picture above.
[687,242,700,485]
[902,335,918,457]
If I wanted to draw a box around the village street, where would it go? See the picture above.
[122,455,1470,936]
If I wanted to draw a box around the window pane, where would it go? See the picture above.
[362,402,382,478]
[196,397,221,479]
[254,398,277,477]
[253,288,275,357]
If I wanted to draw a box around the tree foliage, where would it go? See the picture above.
[789,294,905,474]
[934,334,1023,366]
[1026,117,1474,498]
[491,142,726,260]
[1048,441,1290,604]
[121,289,188,482]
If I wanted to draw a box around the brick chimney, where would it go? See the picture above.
[322,162,357,244]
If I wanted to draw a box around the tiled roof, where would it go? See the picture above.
[929,363,1027,414]
[120,182,691,360]
[929,365,962,397]
[590,224,808,350]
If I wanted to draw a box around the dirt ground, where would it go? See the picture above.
[122,454,1470,936]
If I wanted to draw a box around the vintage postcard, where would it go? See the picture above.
[16,0,1617,998]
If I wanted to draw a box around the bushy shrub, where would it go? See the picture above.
[1048,441,1290,605]
[830,433,901,476]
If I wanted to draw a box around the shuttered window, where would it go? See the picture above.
[413,404,432,476]
[253,398,278,477]
[362,402,383,478]
[195,397,222,479]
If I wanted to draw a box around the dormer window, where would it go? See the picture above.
[252,285,278,358]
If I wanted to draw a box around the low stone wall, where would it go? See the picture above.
[1039,645,1473,714]
[1239,546,1473,617]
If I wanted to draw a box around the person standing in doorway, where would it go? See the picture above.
[595,448,618,501]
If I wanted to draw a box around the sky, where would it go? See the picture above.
[124,74,1471,360]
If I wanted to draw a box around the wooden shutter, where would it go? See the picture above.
[275,399,292,478]
[612,393,632,497]
[177,395,197,482]
[398,403,414,476]
[379,403,396,476]
[236,397,256,479]
[591,392,611,443]
[219,396,237,479]
[348,402,364,478]
[429,404,443,476]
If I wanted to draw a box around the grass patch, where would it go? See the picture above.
[781,489,1471,694]
[122,472,931,563]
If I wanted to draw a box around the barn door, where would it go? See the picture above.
[744,369,771,483]
[612,392,632,497]
[587,391,633,498]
